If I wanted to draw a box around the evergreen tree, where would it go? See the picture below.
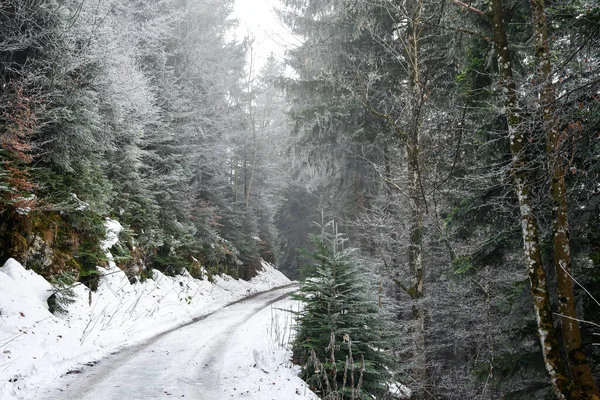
[293,224,398,399]
[275,185,320,279]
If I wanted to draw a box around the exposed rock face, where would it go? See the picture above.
[24,235,54,269]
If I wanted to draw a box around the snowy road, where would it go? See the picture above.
[44,286,317,400]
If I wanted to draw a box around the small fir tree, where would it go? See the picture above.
[293,223,398,399]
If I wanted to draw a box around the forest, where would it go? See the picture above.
[0,0,598,399]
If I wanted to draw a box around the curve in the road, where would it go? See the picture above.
[44,286,298,400]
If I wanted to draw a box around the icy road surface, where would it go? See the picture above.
[46,286,317,400]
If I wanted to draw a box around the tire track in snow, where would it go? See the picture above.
[189,290,295,398]
[45,285,298,400]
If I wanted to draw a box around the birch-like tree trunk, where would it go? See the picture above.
[490,0,578,398]
[528,0,600,397]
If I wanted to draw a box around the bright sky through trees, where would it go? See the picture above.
[232,0,299,70]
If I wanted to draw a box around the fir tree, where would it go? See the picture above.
[293,223,398,399]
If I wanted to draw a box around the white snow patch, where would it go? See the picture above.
[69,193,89,212]
[100,218,123,250]
[217,298,319,399]
[388,381,412,399]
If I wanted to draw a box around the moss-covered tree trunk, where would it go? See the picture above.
[529,0,600,397]
[490,0,578,398]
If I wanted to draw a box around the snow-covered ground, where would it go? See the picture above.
[0,219,316,399]
[42,288,317,399]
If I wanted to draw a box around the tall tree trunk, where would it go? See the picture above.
[234,155,239,203]
[245,120,258,208]
[528,0,600,397]
[243,149,248,200]
[490,0,578,398]
[363,1,428,393]
[245,46,258,209]
[406,0,427,394]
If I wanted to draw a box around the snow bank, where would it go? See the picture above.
[0,238,292,399]
[217,297,319,399]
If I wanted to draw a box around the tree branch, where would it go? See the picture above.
[451,0,486,16]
